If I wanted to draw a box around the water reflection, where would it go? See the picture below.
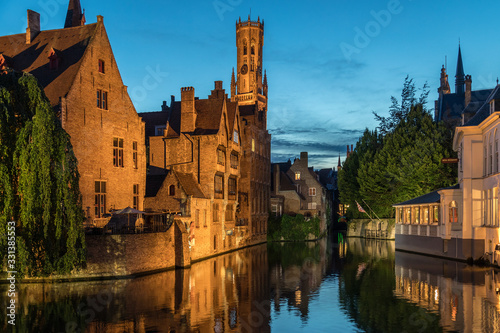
[0,245,270,333]
[3,237,500,332]
[395,251,500,333]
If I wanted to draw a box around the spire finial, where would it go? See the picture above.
[64,0,85,28]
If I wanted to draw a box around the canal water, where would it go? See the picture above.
[2,236,500,332]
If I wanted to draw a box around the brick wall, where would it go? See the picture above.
[63,19,146,220]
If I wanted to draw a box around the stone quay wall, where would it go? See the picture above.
[346,219,396,240]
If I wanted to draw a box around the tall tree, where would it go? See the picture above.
[338,129,382,218]
[373,76,429,136]
[358,104,456,217]
[0,70,86,277]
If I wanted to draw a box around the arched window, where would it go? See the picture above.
[251,44,255,55]
[169,185,175,196]
[449,201,458,223]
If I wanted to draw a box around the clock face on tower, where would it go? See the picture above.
[241,64,248,75]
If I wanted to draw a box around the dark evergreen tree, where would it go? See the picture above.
[0,70,86,277]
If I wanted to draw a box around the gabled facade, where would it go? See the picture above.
[271,152,327,232]
[142,82,244,259]
[395,85,500,261]
[0,1,146,226]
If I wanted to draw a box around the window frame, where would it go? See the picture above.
[113,138,124,168]
[94,181,107,218]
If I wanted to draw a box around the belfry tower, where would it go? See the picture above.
[232,15,271,240]
[232,16,268,113]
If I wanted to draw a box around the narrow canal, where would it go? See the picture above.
[2,236,500,332]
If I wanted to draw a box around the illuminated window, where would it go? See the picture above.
[432,206,440,224]
[422,207,429,224]
[213,203,220,222]
[413,207,420,224]
[309,187,316,196]
[295,172,301,180]
[133,184,139,209]
[132,141,138,169]
[113,138,124,167]
[215,174,224,199]
[94,181,106,218]
[251,139,255,152]
[449,201,458,223]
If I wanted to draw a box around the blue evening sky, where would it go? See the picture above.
[2,0,500,169]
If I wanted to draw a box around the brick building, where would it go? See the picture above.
[0,1,146,225]
[142,82,244,259]
[141,16,271,258]
[271,152,327,232]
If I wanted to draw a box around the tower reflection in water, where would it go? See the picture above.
[0,244,271,333]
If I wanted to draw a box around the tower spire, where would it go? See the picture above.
[231,67,236,98]
[64,0,85,28]
[337,154,342,171]
[455,44,465,94]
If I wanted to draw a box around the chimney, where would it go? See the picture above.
[161,101,168,112]
[274,164,280,194]
[180,87,196,133]
[300,152,308,167]
[26,10,40,44]
[210,81,225,99]
[465,75,472,106]
[170,95,175,107]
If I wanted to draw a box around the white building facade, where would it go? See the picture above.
[395,86,500,262]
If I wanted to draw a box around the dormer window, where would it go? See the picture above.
[48,48,61,70]
[492,99,500,113]
[98,59,105,74]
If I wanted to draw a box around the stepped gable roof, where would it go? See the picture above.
[393,184,460,207]
[0,23,98,107]
[145,174,167,198]
[176,172,206,198]
[463,85,500,127]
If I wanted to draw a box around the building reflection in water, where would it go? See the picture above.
[0,244,271,333]
[394,251,500,333]
[268,239,331,323]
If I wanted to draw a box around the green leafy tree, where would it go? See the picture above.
[338,129,382,218]
[358,104,456,217]
[0,70,86,277]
